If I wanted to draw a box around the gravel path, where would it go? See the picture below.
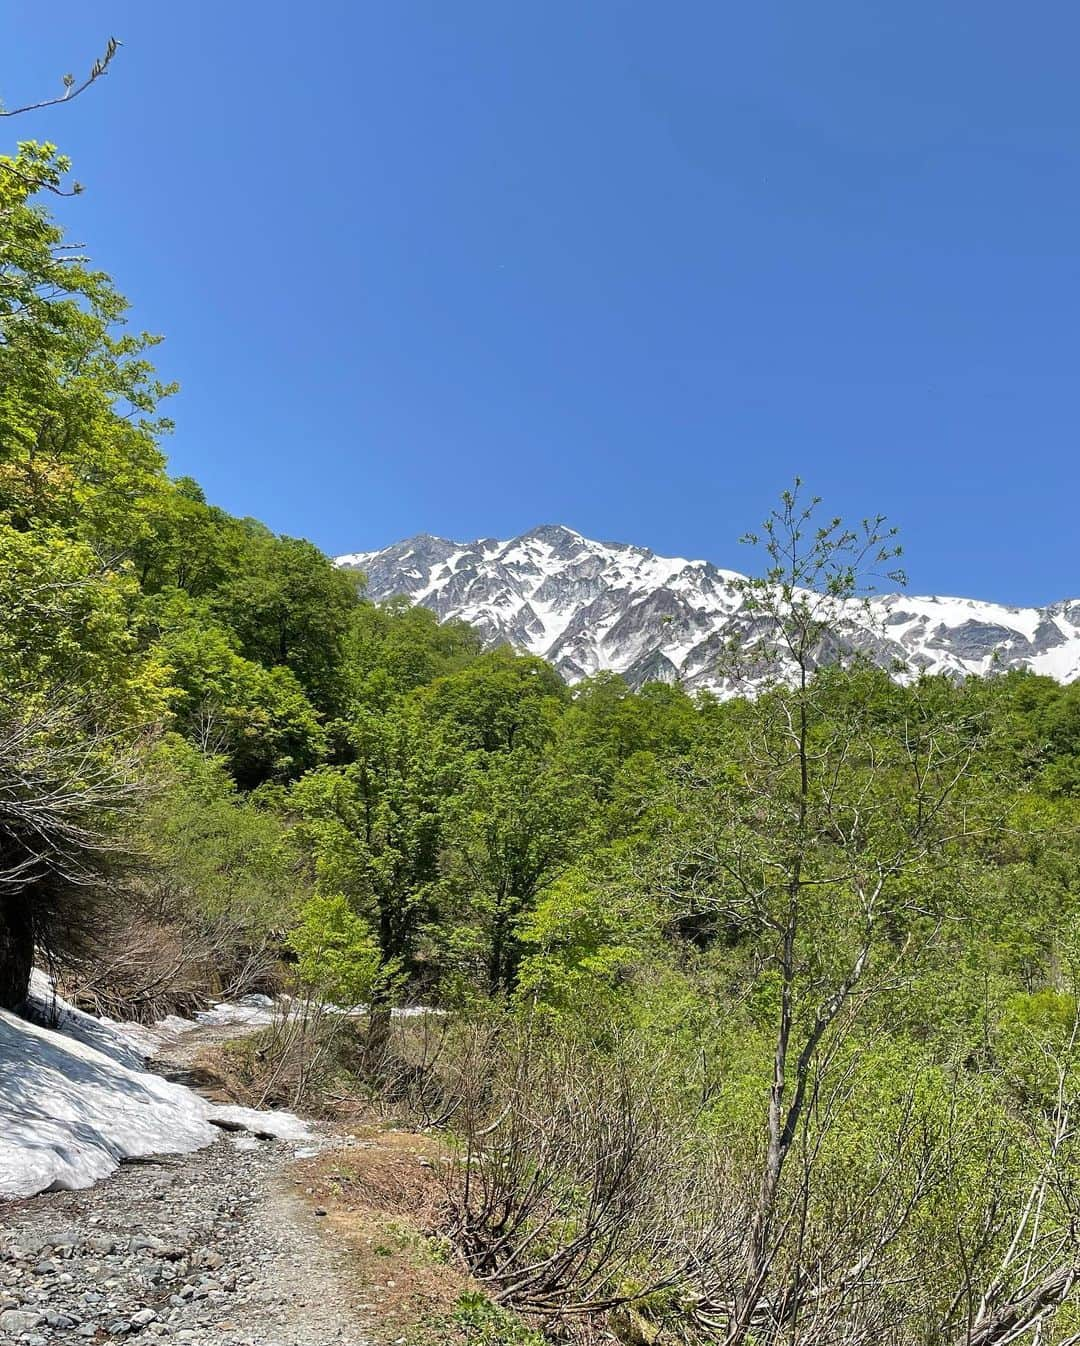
[0,1027,376,1346]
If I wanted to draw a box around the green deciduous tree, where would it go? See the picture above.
[0,142,175,552]
[420,647,568,753]
[288,892,394,1010]
[343,597,482,712]
[153,598,326,787]
[440,749,583,994]
[647,486,990,1342]
[210,528,360,715]
[289,704,464,982]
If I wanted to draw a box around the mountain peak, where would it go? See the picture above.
[337,526,1080,693]
[521,523,585,545]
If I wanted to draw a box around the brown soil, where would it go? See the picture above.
[289,1128,475,1343]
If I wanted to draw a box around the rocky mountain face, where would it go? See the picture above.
[337,525,1080,693]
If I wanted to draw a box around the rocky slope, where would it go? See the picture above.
[338,525,1080,693]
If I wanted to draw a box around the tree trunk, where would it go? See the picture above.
[0,895,33,1010]
[363,1002,393,1078]
[489,907,507,996]
[962,1266,1076,1346]
[726,882,801,1345]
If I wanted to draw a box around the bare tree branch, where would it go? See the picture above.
[0,38,120,118]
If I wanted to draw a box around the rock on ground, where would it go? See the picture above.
[0,1132,375,1346]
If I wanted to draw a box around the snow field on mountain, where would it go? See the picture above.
[340,525,1080,693]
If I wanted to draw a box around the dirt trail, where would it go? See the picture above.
[0,1021,377,1346]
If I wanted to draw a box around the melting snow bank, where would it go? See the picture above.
[0,1009,218,1199]
[0,979,313,1200]
[21,969,153,1071]
[204,1104,311,1141]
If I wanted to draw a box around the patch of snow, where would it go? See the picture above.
[195,1001,275,1030]
[0,1007,219,1198]
[1033,644,1080,681]
[889,594,1044,641]
[208,1104,310,1142]
[0,977,314,1200]
[23,970,149,1072]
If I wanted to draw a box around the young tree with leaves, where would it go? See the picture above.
[649,485,993,1342]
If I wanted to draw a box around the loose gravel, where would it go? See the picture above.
[0,1134,375,1346]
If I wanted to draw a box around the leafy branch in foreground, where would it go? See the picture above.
[647,486,1019,1343]
[724,478,907,695]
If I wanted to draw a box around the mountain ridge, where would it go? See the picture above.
[337,526,1080,693]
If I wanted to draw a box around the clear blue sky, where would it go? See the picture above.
[3,3,1078,603]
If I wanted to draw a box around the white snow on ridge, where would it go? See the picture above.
[340,527,1080,694]
[0,978,312,1200]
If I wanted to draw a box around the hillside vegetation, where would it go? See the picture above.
[6,142,1080,1344]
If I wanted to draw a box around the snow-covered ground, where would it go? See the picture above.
[0,974,311,1201]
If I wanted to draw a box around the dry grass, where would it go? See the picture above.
[289,1130,471,1343]
[286,1131,643,1345]
[194,1011,467,1121]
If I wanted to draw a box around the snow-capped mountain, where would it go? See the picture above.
[337,525,1080,693]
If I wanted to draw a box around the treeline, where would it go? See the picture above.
[7,141,1080,1342]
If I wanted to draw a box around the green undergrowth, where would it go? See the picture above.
[408,1291,547,1346]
